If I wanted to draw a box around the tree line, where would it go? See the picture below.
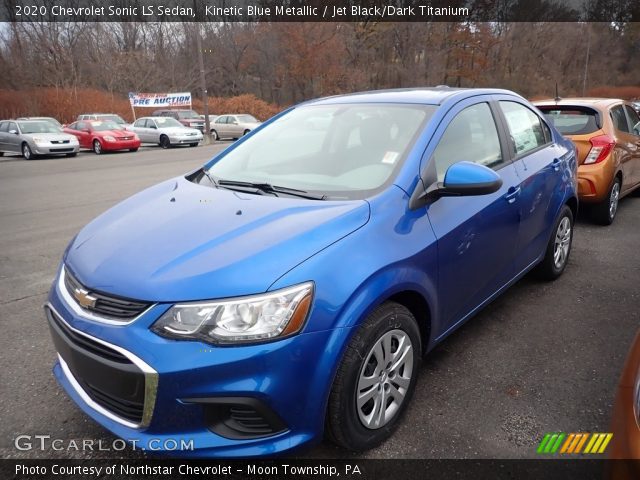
[1,21,638,108]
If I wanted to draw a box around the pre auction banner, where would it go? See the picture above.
[128,92,192,107]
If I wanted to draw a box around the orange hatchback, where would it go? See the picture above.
[535,99,640,224]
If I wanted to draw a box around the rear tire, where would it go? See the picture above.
[326,302,421,451]
[0,151,4,157]
[160,135,170,149]
[92,140,102,155]
[211,130,218,141]
[592,176,621,225]
[22,143,34,160]
[533,205,573,280]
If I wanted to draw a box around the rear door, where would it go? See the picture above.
[0,121,9,151]
[496,99,569,273]
[215,116,229,137]
[425,97,522,334]
[622,104,640,188]
[610,104,637,193]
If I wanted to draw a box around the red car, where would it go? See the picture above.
[64,120,140,154]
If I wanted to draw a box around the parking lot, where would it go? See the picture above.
[0,144,638,459]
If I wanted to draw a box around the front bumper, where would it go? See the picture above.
[102,139,141,151]
[47,273,351,457]
[33,142,79,155]
[169,133,203,145]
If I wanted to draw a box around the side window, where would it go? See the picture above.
[76,121,87,131]
[499,101,549,156]
[432,102,503,181]
[0,121,7,132]
[611,105,630,134]
[624,105,640,136]
[217,116,228,124]
[8,122,18,133]
[134,119,145,127]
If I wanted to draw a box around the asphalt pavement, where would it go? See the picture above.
[0,145,638,459]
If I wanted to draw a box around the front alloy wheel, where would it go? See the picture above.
[553,216,571,271]
[326,302,420,451]
[93,140,102,155]
[357,329,414,429]
[22,143,33,160]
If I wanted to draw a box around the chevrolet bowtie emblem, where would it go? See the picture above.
[73,288,97,309]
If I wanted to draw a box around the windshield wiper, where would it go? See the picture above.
[217,179,326,200]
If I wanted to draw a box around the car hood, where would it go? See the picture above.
[64,176,370,302]
[24,132,77,142]
[160,126,201,135]
[97,129,130,137]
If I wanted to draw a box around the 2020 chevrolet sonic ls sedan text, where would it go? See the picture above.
[46,88,577,456]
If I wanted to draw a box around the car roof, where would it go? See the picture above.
[304,87,520,106]
[533,98,625,108]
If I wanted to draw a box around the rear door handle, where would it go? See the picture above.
[552,158,561,171]
[504,186,521,204]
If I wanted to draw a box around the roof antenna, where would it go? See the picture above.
[554,82,561,103]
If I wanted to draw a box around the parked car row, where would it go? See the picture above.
[0,110,263,159]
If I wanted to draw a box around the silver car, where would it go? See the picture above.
[210,114,262,141]
[0,120,80,159]
[128,116,203,149]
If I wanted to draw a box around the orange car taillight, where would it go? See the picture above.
[583,135,615,165]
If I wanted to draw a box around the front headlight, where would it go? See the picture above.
[104,135,116,142]
[151,282,313,345]
[32,137,47,145]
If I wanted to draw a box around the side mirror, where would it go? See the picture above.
[231,120,238,125]
[150,125,157,129]
[9,129,18,135]
[82,128,90,133]
[418,161,503,205]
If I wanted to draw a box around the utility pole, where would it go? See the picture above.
[582,23,591,97]
[194,7,211,142]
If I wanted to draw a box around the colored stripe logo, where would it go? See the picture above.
[537,433,612,454]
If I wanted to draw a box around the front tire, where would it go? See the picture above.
[22,143,34,160]
[211,130,218,141]
[65,152,77,157]
[534,205,573,280]
[92,140,102,155]
[129,148,138,152]
[160,135,171,149]
[593,176,621,225]
[189,143,198,147]
[326,302,421,451]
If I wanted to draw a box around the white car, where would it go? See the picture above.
[128,117,203,148]
[210,114,262,141]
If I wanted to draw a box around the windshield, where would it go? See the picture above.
[177,110,200,119]
[236,115,258,123]
[207,103,434,200]
[99,115,126,125]
[18,121,62,134]
[155,117,184,128]
[90,120,121,131]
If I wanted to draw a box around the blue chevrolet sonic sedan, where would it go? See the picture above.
[46,88,577,456]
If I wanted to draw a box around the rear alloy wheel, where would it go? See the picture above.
[534,205,573,280]
[93,140,102,155]
[593,177,621,225]
[326,302,420,451]
[160,135,170,149]
[22,143,34,160]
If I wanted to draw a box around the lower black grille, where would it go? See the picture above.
[47,306,147,425]
[83,382,144,423]
[192,397,287,439]
[63,267,151,321]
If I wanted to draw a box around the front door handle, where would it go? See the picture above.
[504,186,521,204]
